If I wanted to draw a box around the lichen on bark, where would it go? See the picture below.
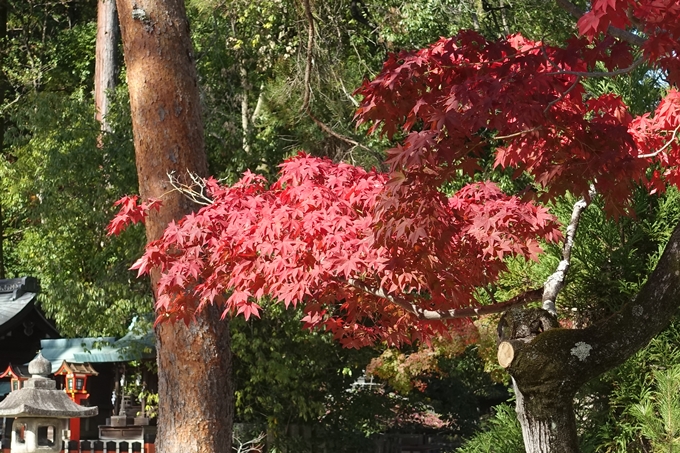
[499,223,680,453]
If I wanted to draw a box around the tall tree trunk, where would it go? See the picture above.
[0,202,4,280]
[0,0,7,280]
[115,1,233,453]
[94,0,119,133]
[497,223,680,453]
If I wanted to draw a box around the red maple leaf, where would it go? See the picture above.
[113,5,680,346]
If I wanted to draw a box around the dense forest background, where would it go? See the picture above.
[0,0,678,451]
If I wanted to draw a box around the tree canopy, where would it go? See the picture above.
[112,0,680,344]
[108,1,680,451]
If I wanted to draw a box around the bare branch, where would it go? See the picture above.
[233,433,266,453]
[334,70,360,107]
[542,191,592,315]
[0,93,22,115]
[166,171,215,206]
[348,278,543,320]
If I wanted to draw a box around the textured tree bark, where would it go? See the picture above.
[514,380,579,453]
[499,222,680,453]
[0,0,7,280]
[94,0,119,132]
[239,66,252,155]
[115,1,233,452]
[0,202,4,280]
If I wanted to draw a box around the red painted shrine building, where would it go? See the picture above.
[0,278,156,445]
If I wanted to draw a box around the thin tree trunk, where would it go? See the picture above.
[499,0,510,36]
[0,0,7,280]
[115,1,233,452]
[240,66,252,155]
[0,202,4,280]
[94,0,119,133]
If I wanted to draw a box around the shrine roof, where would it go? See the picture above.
[0,389,98,418]
[54,361,98,376]
[0,363,30,379]
[0,277,47,336]
[0,354,97,418]
[37,317,155,370]
[39,338,117,373]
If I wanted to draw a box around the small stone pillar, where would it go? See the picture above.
[0,352,98,453]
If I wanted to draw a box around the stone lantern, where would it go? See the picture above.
[0,352,98,453]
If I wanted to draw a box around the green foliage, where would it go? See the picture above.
[455,403,524,453]
[554,187,680,321]
[4,0,96,93]
[629,365,680,452]
[1,87,151,337]
[189,0,298,180]
[581,63,664,117]
[306,387,400,452]
[230,300,442,451]
[231,299,375,426]
[372,0,579,49]
[579,321,680,453]
[366,342,510,442]
[422,346,510,439]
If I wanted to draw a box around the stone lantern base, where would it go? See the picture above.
[10,417,67,453]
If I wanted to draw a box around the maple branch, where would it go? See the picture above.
[542,190,592,315]
[544,75,581,113]
[638,124,680,159]
[553,0,646,47]
[545,57,644,78]
[495,127,543,140]
[347,278,543,320]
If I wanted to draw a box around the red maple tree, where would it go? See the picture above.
[108,1,680,349]
[108,2,680,451]
[109,155,559,348]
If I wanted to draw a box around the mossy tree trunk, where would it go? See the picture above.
[498,223,680,452]
[115,1,233,452]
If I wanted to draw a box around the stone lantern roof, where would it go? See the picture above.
[0,352,98,419]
